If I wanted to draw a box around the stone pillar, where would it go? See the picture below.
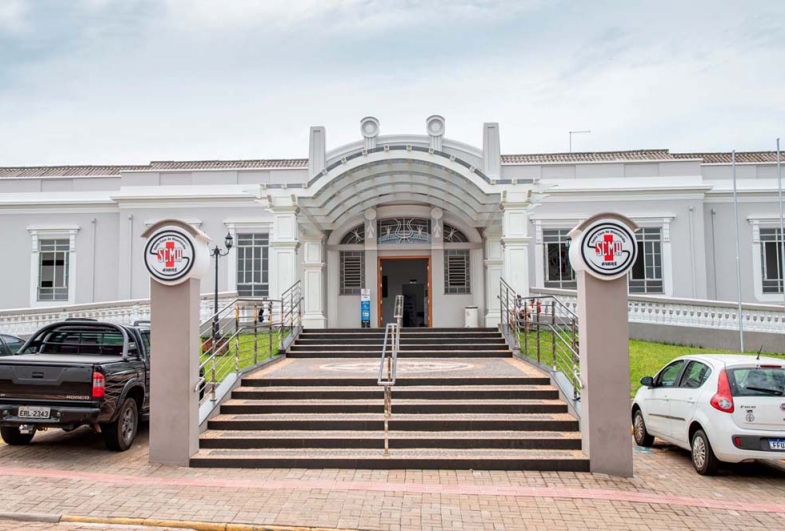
[430,208,445,327]
[308,126,326,176]
[484,224,503,327]
[149,278,201,466]
[363,208,378,327]
[268,201,299,299]
[569,213,639,477]
[301,235,326,328]
[326,249,339,327]
[502,191,531,297]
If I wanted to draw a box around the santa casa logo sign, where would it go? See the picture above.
[144,230,195,283]
[569,215,638,281]
[142,221,210,286]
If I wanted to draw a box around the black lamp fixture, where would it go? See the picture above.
[211,232,234,339]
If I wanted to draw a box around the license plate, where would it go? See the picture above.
[769,439,785,451]
[17,406,50,419]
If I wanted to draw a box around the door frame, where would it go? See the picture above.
[377,256,432,328]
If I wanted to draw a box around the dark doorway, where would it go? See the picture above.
[379,258,430,327]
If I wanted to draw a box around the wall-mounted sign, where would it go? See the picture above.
[141,220,211,286]
[360,289,371,328]
[569,214,639,281]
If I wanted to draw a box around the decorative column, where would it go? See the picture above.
[363,208,378,327]
[484,223,503,327]
[301,234,326,328]
[502,191,532,297]
[430,208,445,327]
[267,197,300,299]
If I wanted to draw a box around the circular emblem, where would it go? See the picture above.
[578,219,638,280]
[144,229,196,285]
[746,410,756,423]
[780,403,785,412]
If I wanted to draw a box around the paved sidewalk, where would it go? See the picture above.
[0,427,784,530]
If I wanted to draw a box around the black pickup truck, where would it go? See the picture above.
[0,320,151,451]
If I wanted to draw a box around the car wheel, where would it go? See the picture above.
[633,410,655,447]
[102,398,138,452]
[0,426,35,446]
[691,429,719,476]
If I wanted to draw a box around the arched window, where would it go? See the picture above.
[443,223,468,243]
[377,218,431,244]
[340,224,365,244]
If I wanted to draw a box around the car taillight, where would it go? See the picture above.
[92,372,105,399]
[710,369,734,413]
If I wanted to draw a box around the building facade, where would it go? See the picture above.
[0,116,783,328]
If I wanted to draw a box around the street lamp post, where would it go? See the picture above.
[211,232,234,340]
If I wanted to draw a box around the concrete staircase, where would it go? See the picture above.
[191,328,588,470]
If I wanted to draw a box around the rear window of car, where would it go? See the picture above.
[728,367,785,397]
[20,328,134,356]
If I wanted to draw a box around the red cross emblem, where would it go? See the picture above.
[596,234,622,261]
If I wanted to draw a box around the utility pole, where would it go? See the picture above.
[569,130,591,153]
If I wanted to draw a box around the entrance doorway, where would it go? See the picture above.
[378,257,431,327]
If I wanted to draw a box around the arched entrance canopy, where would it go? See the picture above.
[299,147,503,230]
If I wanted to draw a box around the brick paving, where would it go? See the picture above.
[1,427,784,530]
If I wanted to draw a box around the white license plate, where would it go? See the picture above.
[17,406,50,419]
[769,439,785,451]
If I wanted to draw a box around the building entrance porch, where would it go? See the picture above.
[379,257,430,327]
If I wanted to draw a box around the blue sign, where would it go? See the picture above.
[360,289,371,328]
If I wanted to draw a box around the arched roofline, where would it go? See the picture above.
[325,134,483,165]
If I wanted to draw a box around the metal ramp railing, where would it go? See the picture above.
[499,278,582,409]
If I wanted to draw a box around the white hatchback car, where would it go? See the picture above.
[631,354,785,475]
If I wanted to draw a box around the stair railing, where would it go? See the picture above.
[377,294,404,454]
[194,280,303,422]
[499,278,582,409]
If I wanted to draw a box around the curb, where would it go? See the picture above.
[0,512,353,531]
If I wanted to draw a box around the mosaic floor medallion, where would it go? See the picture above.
[318,360,476,374]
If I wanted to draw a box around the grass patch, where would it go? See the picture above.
[199,330,285,384]
[517,330,785,397]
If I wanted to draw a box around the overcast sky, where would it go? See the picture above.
[0,0,783,166]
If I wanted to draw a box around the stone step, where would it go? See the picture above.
[207,412,580,432]
[190,447,589,471]
[293,338,508,345]
[289,343,509,351]
[199,430,582,450]
[286,350,512,358]
[301,328,499,333]
[231,385,560,400]
[241,376,552,387]
[219,398,568,415]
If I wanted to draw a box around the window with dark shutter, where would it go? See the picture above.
[444,249,470,294]
[761,228,784,294]
[236,233,269,297]
[340,251,365,295]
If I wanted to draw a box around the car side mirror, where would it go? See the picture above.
[640,376,654,387]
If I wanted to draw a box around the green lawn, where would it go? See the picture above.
[199,330,285,384]
[518,330,785,397]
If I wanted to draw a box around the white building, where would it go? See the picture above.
[0,116,783,328]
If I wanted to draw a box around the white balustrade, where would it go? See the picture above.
[0,292,238,336]
[531,288,785,335]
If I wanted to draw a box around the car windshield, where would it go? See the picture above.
[727,367,785,397]
[19,326,132,356]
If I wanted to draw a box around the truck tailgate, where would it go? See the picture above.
[0,357,119,402]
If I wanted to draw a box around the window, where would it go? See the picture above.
[728,367,785,397]
[38,239,70,301]
[443,224,468,243]
[655,361,684,388]
[543,229,576,289]
[445,249,470,294]
[340,251,365,295]
[678,361,711,389]
[236,233,269,297]
[629,228,663,294]
[1,335,24,355]
[378,218,430,244]
[341,224,365,244]
[760,228,783,294]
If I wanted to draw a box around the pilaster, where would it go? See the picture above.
[484,224,503,327]
[502,191,532,298]
[301,235,326,328]
[267,197,300,299]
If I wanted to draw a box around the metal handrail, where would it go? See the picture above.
[195,280,303,405]
[378,294,403,455]
[499,279,581,405]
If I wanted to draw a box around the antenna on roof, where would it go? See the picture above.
[756,346,763,361]
[568,130,591,153]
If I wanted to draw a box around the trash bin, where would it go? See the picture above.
[464,306,479,328]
